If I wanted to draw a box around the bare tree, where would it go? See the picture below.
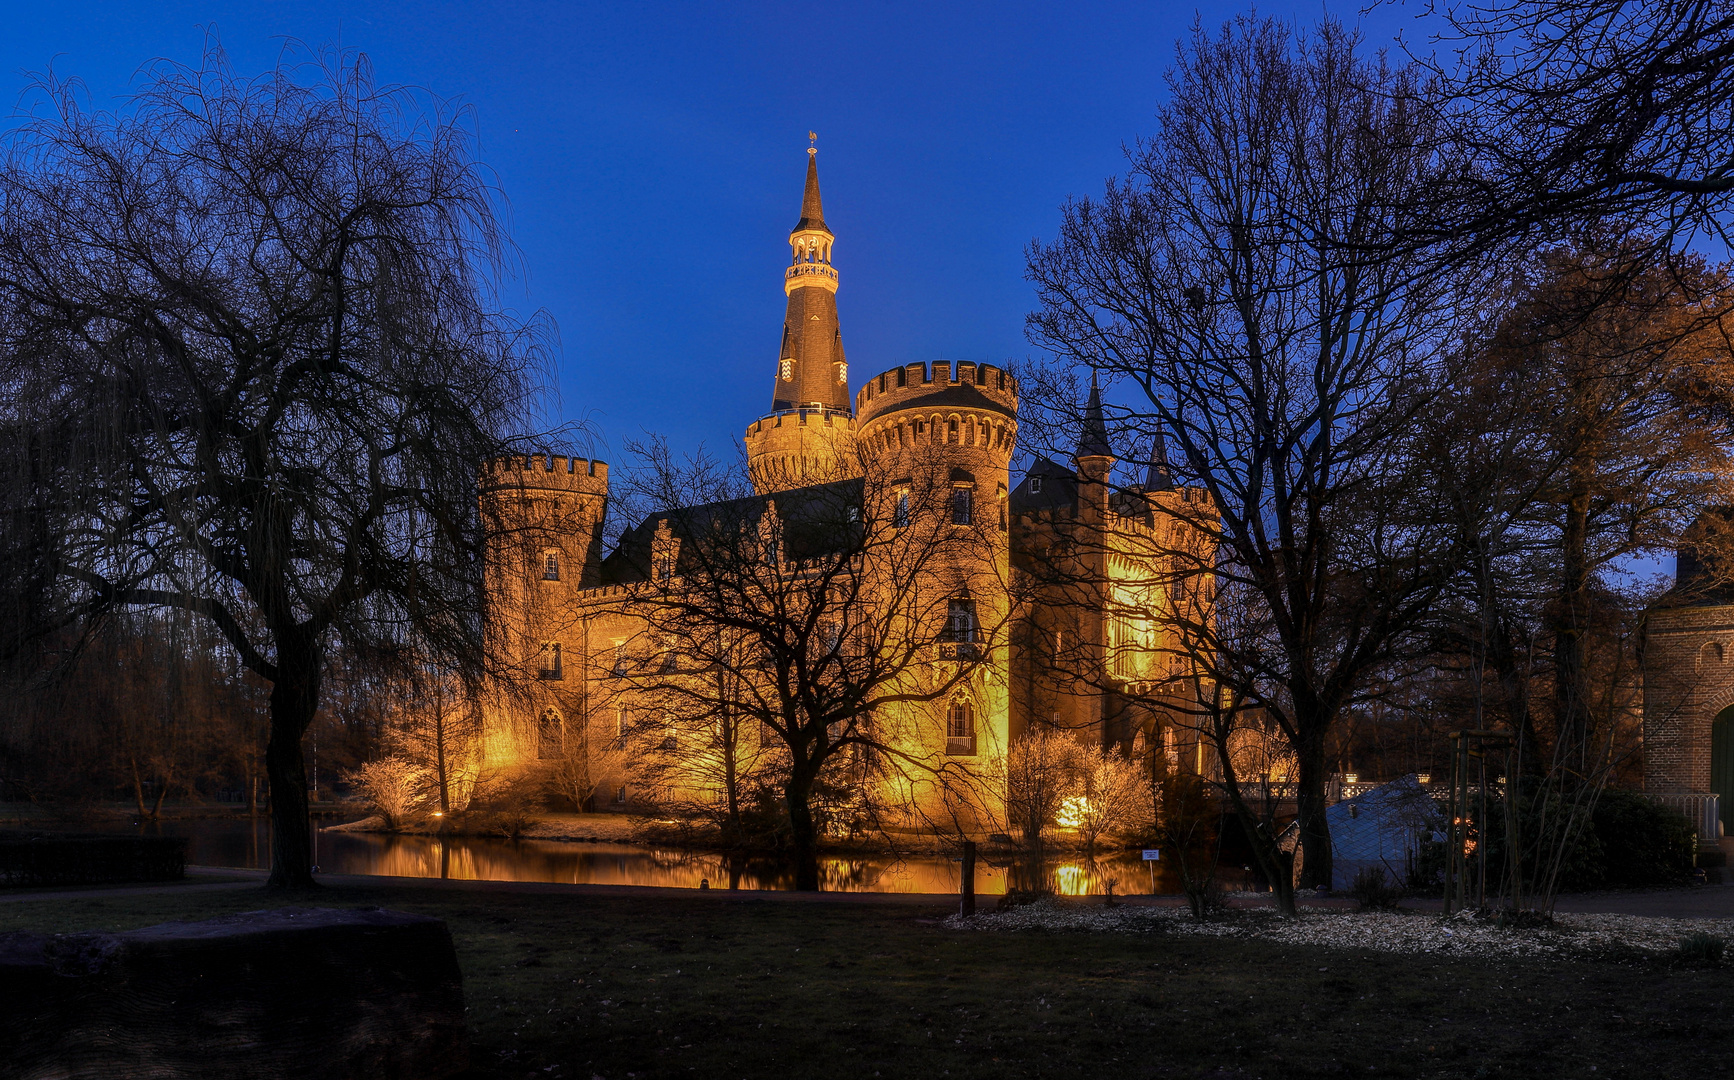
[0,43,544,887]
[390,665,484,815]
[1025,18,1491,890]
[603,438,1005,890]
[1422,0,1734,252]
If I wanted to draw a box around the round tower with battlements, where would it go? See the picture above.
[856,360,1018,815]
[746,144,860,493]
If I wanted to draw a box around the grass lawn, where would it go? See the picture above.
[2,882,1730,1079]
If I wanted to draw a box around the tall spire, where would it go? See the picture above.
[794,138,829,234]
[745,138,860,495]
[771,140,850,414]
[1076,372,1113,460]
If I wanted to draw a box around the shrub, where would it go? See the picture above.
[346,757,426,829]
[995,887,1051,912]
[1182,877,1231,922]
[1678,932,1726,966]
[469,770,545,838]
[1480,784,1696,895]
[1351,865,1405,911]
[1591,790,1696,889]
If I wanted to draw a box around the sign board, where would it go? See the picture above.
[1141,849,1161,861]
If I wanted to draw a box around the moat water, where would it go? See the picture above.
[139,817,1185,895]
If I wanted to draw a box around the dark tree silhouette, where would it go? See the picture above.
[1025,18,1493,891]
[0,43,545,888]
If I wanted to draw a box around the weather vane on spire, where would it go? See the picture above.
[808,131,817,155]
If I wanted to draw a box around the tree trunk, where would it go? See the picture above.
[434,710,451,814]
[265,637,322,891]
[150,764,172,819]
[1294,727,1332,892]
[785,766,820,891]
[130,759,147,820]
[722,717,741,841]
[1553,474,1593,767]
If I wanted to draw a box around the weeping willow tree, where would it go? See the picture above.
[0,42,547,888]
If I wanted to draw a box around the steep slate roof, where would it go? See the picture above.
[600,477,863,585]
[860,380,1017,421]
[1009,455,1080,515]
[1662,506,1734,607]
[1144,431,1174,491]
[1076,380,1113,460]
[793,151,830,235]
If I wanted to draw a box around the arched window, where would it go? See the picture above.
[952,485,973,525]
[538,641,562,680]
[946,700,976,756]
[538,708,563,760]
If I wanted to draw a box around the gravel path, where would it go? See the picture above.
[949,897,1734,958]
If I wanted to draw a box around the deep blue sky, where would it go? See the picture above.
[3,1,1424,463]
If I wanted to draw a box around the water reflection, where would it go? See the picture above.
[141,818,1184,895]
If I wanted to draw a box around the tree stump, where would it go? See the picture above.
[0,906,467,1080]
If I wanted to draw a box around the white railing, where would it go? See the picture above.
[1649,792,1722,847]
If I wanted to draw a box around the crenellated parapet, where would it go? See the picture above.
[855,361,1019,464]
[481,454,609,496]
[856,360,1017,422]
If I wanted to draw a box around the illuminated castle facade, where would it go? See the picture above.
[478,149,1211,820]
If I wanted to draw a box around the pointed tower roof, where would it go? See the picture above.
[1076,375,1113,460]
[1145,429,1173,490]
[793,148,830,235]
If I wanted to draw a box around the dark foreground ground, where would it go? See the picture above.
[1,878,1730,1080]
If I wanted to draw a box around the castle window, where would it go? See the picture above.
[946,700,976,756]
[894,488,910,529]
[947,418,959,443]
[945,599,978,643]
[615,705,629,740]
[837,362,847,384]
[1029,476,1042,494]
[542,550,560,580]
[612,642,628,677]
[952,485,973,526]
[538,641,562,680]
[538,708,563,760]
[780,358,793,381]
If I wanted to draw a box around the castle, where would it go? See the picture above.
[476,148,1211,823]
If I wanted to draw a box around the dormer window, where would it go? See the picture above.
[542,551,560,580]
[780,358,794,381]
[836,362,847,384]
[1029,476,1042,494]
